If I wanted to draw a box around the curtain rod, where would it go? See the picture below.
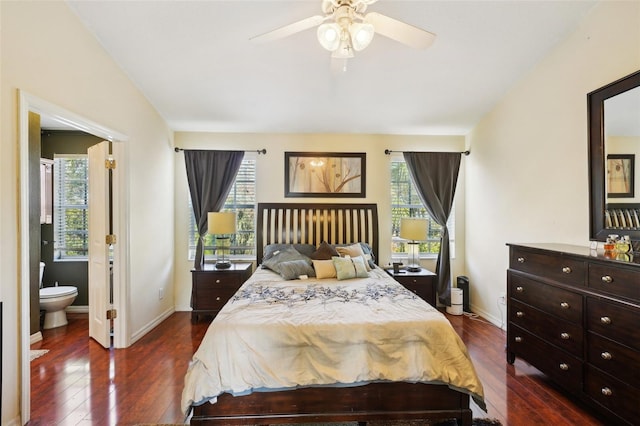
[174,147,267,154]
[384,149,470,156]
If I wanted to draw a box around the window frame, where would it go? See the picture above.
[187,153,257,261]
[53,154,90,261]
[389,155,455,261]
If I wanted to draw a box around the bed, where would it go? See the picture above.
[182,203,485,425]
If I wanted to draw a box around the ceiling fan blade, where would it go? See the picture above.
[365,12,436,49]
[250,15,326,43]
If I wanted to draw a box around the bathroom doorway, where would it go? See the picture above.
[19,91,130,423]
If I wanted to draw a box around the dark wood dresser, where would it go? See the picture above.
[507,243,640,425]
[191,263,252,322]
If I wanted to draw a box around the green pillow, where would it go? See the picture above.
[332,256,369,280]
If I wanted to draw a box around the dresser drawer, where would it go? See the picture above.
[586,298,640,351]
[510,299,583,357]
[585,365,639,424]
[510,247,585,286]
[588,332,640,386]
[508,324,582,393]
[588,263,640,302]
[509,273,582,323]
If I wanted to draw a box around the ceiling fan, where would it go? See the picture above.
[251,0,436,61]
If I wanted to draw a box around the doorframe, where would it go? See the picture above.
[18,90,130,423]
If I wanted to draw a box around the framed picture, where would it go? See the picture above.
[607,154,635,198]
[285,152,366,198]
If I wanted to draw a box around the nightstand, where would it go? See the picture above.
[385,267,437,306]
[191,262,252,322]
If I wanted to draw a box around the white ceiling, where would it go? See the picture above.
[63,0,597,136]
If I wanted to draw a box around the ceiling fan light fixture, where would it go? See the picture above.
[331,37,354,59]
[317,23,341,51]
[350,22,374,51]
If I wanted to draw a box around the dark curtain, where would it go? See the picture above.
[184,150,244,269]
[403,152,462,305]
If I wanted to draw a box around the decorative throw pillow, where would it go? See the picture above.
[278,259,316,280]
[262,246,314,276]
[332,256,369,280]
[334,242,376,269]
[312,259,337,279]
[335,243,370,270]
[310,241,339,260]
[262,243,316,263]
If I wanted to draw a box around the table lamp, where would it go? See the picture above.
[400,218,427,272]
[208,211,236,269]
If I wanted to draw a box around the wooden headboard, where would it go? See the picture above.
[256,203,379,265]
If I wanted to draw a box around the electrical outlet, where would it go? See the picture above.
[159,287,164,300]
[498,292,506,305]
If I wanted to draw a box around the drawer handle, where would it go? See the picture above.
[517,257,525,263]
[562,266,572,274]
[215,279,221,284]
[600,316,611,325]
[412,279,417,283]
[216,297,221,301]
[601,275,613,284]
[560,302,570,309]
[560,332,571,340]
[516,286,524,293]
[601,387,613,397]
[514,336,522,343]
[601,351,612,361]
[559,363,569,371]
[516,311,524,317]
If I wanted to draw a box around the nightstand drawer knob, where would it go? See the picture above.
[517,257,525,263]
[412,279,417,283]
[562,266,572,274]
[559,363,569,371]
[216,296,221,301]
[514,336,522,343]
[601,351,612,360]
[560,302,570,309]
[600,316,611,325]
[516,311,524,317]
[215,279,221,284]
[516,286,524,293]
[560,332,571,340]
[601,387,612,397]
[601,275,613,283]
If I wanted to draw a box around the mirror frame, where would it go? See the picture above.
[589,69,640,241]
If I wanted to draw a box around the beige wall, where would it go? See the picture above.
[465,1,640,326]
[1,2,174,424]
[173,132,467,311]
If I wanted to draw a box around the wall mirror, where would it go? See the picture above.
[589,69,640,242]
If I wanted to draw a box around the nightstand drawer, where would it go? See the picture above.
[191,263,252,322]
[385,268,436,306]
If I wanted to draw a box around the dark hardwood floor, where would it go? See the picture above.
[28,311,606,426]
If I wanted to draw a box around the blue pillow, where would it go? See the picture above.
[278,259,316,280]
[262,246,315,277]
[332,256,369,280]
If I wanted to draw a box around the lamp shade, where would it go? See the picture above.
[208,211,236,235]
[350,22,374,51]
[317,23,341,51]
[399,218,427,241]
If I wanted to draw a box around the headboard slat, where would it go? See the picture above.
[257,203,379,265]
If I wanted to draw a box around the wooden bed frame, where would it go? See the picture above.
[189,203,472,426]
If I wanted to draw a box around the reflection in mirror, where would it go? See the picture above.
[589,70,640,242]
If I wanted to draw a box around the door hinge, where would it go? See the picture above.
[106,309,117,320]
[105,158,116,169]
[106,234,117,245]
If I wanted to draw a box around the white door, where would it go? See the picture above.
[88,141,112,348]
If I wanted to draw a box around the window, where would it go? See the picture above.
[390,158,455,258]
[188,156,256,260]
[54,155,89,260]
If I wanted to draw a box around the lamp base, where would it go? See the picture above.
[215,261,231,269]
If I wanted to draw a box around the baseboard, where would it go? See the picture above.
[130,306,175,345]
[469,303,506,330]
[6,416,21,426]
[66,305,89,314]
[30,331,43,344]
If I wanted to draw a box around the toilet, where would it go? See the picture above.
[39,262,78,329]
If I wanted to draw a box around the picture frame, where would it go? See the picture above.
[285,152,366,198]
[607,154,635,198]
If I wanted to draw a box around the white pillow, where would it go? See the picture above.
[312,259,337,279]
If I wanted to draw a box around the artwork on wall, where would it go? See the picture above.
[285,152,366,198]
[607,154,635,198]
